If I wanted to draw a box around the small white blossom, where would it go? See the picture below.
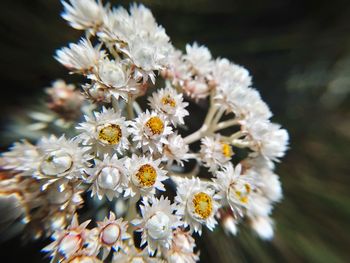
[200,134,233,172]
[184,42,213,76]
[77,107,130,157]
[163,133,191,167]
[55,38,105,73]
[129,110,172,154]
[242,120,289,162]
[61,0,106,33]
[131,196,182,255]
[148,83,189,126]
[163,228,200,263]
[213,163,256,218]
[84,155,128,201]
[124,155,167,199]
[175,177,220,235]
[90,212,130,259]
[250,216,274,240]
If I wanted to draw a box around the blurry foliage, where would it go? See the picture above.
[0,0,350,262]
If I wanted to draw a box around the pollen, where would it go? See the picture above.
[98,124,122,144]
[135,164,157,187]
[161,95,176,107]
[221,142,233,158]
[192,192,213,219]
[235,183,251,204]
[145,116,164,135]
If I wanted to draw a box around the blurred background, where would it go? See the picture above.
[0,0,349,262]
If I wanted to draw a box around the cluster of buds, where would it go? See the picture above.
[0,1,289,262]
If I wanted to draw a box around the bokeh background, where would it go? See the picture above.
[1,0,350,262]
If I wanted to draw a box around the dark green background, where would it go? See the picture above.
[0,0,349,262]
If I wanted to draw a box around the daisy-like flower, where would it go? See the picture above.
[61,0,106,33]
[34,135,91,183]
[163,133,191,167]
[148,83,189,126]
[213,163,256,218]
[43,214,92,262]
[129,110,172,154]
[163,228,200,263]
[212,58,252,89]
[184,42,213,76]
[242,120,289,162]
[131,196,182,255]
[77,107,130,157]
[55,38,105,74]
[124,155,167,199]
[90,212,130,259]
[200,134,234,172]
[175,177,220,235]
[84,154,128,201]
[88,58,137,101]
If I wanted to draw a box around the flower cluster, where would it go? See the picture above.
[0,1,289,262]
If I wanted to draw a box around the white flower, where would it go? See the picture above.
[148,83,189,126]
[213,163,256,218]
[161,48,191,87]
[131,196,182,255]
[129,110,172,154]
[84,155,128,201]
[61,0,106,33]
[90,212,130,259]
[215,85,272,121]
[89,58,137,101]
[43,214,92,261]
[34,135,92,182]
[55,38,105,73]
[183,77,211,101]
[200,134,233,172]
[1,140,39,172]
[222,215,238,236]
[242,120,289,162]
[250,216,274,240]
[163,133,191,167]
[163,229,199,263]
[184,42,213,76]
[77,107,130,157]
[212,58,252,89]
[175,177,220,235]
[246,191,273,218]
[124,155,167,199]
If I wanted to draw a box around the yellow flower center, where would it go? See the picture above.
[135,164,157,187]
[145,116,164,135]
[235,183,251,204]
[161,95,176,107]
[221,142,233,158]
[192,192,213,219]
[98,124,122,144]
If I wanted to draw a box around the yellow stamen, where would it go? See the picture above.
[161,95,176,107]
[98,124,122,145]
[192,192,213,219]
[135,164,157,187]
[235,183,251,204]
[145,116,164,135]
[221,142,233,158]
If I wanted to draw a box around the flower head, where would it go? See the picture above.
[129,110,172,154]
[77,107,130,157]
[132,196,182,255]
[175,177,220,235]
[124,155,167,199]
[148,83,189,126]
